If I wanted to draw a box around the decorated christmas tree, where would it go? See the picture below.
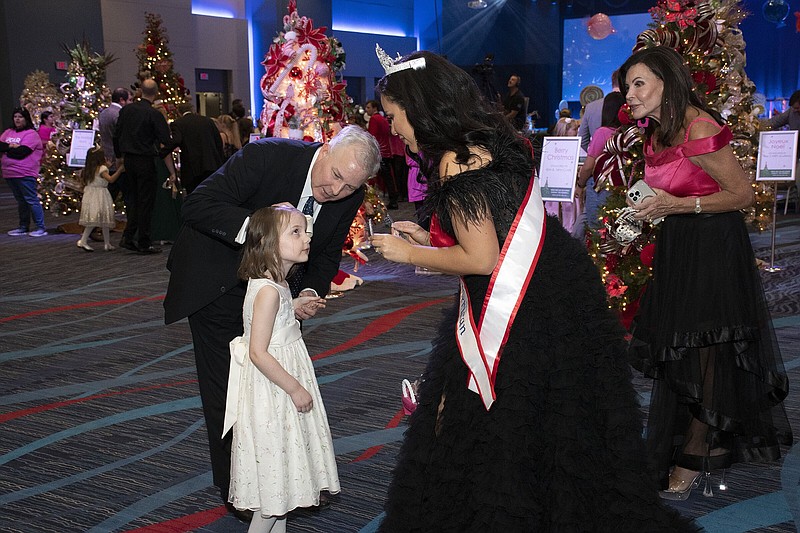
[587,0,767,326]
[259,0,350,142]
[38,40,114,216]
[260,0,387,276]
[135,12,189,119]
[19,70,61,127]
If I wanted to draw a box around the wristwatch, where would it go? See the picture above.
[694,197,702,214]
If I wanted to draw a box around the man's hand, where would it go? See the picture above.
[294,291,326,320]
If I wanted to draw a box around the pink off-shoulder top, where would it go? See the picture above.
[644,117,732,198]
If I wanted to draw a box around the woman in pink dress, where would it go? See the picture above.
[621,46,792,500]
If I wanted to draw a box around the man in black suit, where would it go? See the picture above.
[167,102,224,194]
[113,79,174,254]
[163,125,380,512]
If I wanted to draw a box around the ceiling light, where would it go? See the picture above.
[467,0,488,8]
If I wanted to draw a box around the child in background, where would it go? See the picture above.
[38,111,56,144]
[76,146,122,251]
[223,206,340,533]
[545,117,582,235]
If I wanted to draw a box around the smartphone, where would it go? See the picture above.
[627,180,656,205]
[626,181,663,224]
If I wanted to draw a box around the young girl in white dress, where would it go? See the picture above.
[223,205,340,533]
[76,146,122,251]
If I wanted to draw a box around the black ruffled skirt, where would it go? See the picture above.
[629,212,792,487]
[379,218,697,532]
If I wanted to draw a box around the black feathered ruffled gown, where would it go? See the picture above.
[378,144,698,532]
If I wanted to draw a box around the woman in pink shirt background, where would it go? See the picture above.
[1,107,46,236]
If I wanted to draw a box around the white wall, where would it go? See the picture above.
[99,0,249,112]
[99,0,188,91]
[193,14,250,108]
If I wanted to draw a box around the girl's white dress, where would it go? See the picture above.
[79,165,115,228]
[224,278,340,515]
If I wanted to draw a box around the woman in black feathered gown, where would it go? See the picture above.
[370,50,698,532]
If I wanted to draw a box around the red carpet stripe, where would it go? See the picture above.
[0,294,166,323]
[122,505,228,532]
[311,298,448,361]
[0,380,197,424]
[352,408,406,463]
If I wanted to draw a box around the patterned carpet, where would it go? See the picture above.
[1,179,799,533]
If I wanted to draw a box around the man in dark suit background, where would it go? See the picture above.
[163,125,380,514]
[113,79,174,254]
[167,102,224,194]
[98,87,131,207]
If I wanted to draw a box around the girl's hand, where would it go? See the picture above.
[371,233,413,264]
[293,294,326,320]
[392,220,429,245]
[629,187,672,222]
[290,385,313,412]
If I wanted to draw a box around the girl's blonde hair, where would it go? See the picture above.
[553,117,579,137]
[237,205,299,281]
[79,146,107,187]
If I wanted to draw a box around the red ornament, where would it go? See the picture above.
[705,74,717,92]
[289,66,303,79]
[178,77,185,86]
[146,44,157,56]
[619,297,640,331]
[639,243,655,268]
[159,83,168,93]
[605,253,620,272]
[618,104,633,125]
[303,135,314,142]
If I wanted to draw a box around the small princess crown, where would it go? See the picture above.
[375,44,426,76]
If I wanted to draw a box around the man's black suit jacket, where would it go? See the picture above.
[163,138,364,325]
[169,113,225,192]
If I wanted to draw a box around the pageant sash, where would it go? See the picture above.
[456,176,546,410]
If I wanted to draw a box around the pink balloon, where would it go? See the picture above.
[587,13,614,40]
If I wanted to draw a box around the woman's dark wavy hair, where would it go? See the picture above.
[601,92,626,129]
[11,107,34,131]
[619,46,721,147]
[376,51,527,183]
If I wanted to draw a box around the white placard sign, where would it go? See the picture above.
[67,129,96,167]
[539,136,581,202]
[249,133,261,143]
[756,130,798,181]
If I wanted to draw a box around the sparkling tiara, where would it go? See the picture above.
[375,44,426,76]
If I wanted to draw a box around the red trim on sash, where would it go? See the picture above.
[479,176,546,380]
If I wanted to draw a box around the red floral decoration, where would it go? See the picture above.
[605,274,629,298]
[146,44,157,56]
[639,243,655,268]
